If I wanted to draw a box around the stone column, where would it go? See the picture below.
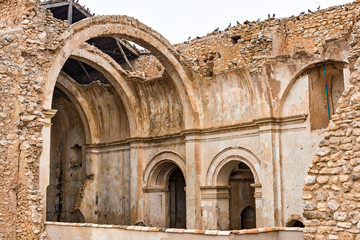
[129,141,144,225]
[39,109,57,219]
[255,119,280,227]
[250,183,263,227]
[200,186,230,230]
[185,135,201,229]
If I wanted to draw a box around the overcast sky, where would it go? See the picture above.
[79,0,353,44]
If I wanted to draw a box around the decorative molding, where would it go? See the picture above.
[85,114,308,148]
[250,183,262,199]
[200,186,230,200]
[42,109,58,127]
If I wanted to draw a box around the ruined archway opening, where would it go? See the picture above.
[47,56,132,225]
[228,162,256,230]
[46,87,87,223]
[309,62,345,130]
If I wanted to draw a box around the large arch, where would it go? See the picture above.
[44,15,199,130]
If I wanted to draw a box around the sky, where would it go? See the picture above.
[78,0,353,44]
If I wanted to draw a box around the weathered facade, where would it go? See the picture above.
[1,0,360,239]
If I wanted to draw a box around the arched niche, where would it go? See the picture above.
[143,151,186,228]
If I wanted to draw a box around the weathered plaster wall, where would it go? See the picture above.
[45,222,304,240]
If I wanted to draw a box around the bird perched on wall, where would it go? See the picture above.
[236,21,240,25]
[188,36,191,40]
[268,13,270,18]
[273,13,275,18]
[317,6,321,10]
[214,27,219,32]
[300,11,305,15]
[308,9,312,13]
[196,36,201,39]
[256,18,260,22]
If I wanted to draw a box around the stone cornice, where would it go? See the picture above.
[86,114,307,148]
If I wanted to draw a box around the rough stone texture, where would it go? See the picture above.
[1,0,360,239]
[302,16,360,239]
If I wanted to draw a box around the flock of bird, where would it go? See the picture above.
[183,5,322,44]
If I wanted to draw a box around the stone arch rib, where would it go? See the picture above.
[44,15,199,131]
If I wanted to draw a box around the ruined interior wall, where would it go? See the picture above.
[192,69,270,127]
[2,1,360,239]
[128,73,184,136]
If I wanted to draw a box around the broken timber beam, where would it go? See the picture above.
[115,37,135,72]
[78,61,93,83]
[67,0,73,25]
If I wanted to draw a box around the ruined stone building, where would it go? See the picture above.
[1,0,360,239]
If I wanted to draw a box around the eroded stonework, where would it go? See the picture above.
[1,0,360,239]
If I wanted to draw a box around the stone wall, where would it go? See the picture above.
[302,16,360,240]
[0,1,68,238]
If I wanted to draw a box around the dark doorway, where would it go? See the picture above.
[287,220,304,227]
[241,206,256,229]
[169,168,186,228]
[229,162,256,229]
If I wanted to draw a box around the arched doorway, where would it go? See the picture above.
[143,152,186,228]
[229,162,256,229]
[204,147,262,230]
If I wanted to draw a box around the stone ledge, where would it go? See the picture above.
[44,222,303,236]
